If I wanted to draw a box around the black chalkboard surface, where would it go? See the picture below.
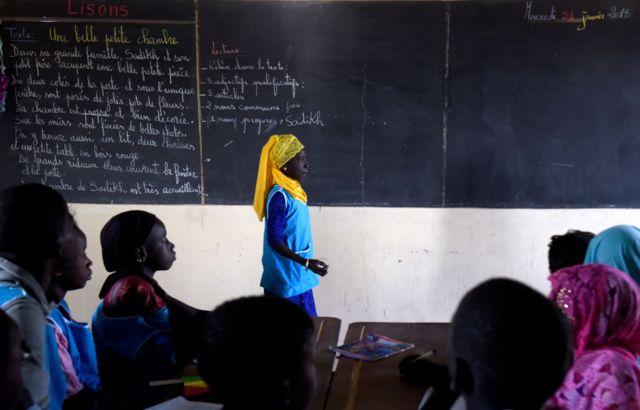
[1,0,640,207]
[446,0,640,207]
[199,1,446,206]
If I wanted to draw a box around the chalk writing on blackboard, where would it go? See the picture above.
[66,0,130,18]
[3,23,201,201]
[524,1,631,31]
[200,40,325,136]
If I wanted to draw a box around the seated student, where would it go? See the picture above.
[92,210,206,408]
[449,278,572,410]
[546,264,640,409]
[0,309,38,410]
[548,229,595,273]
[47,224,101,410]
[584,225,640,285]
[0,184,82,410]
[197,296,316,410]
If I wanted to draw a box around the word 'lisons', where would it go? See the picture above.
[67,0,129,18]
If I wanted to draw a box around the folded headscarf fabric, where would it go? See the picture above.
[100,210,157,272]
[584,225,640,286]
[253,134,307,221]
[546,264,640,409]
[49,319,83,397]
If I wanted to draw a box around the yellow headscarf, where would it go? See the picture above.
[253,134,308,221]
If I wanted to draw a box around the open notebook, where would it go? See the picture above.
[330,332,415,361]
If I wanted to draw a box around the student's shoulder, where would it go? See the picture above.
[2,300,46,332]
[271,185,290,201]
[2,298,46,345]
[0,288,45,317]
[270,184,287,195]
[114,274,152,287]
[104,276,165,315]
[107,275,156,297]
[576,348,640,388]
[267,185,288,207]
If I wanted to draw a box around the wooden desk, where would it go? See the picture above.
[310,317,341,410]
[325,322,450,410]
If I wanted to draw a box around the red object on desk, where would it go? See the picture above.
[183,376,212,398]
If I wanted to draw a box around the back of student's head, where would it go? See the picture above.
[0,183,69,260]
[548,229,595,273]
[450,278,572,410]
[0,309,23,409]
[198,296,316,410]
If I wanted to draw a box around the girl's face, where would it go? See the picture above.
[142,220,176,271]
[56,217,92,291]
[281,149,309,182]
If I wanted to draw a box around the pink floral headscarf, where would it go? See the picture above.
[546,264,640,409]
[550,263,640,358]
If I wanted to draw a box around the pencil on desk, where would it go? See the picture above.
[418,387,435,410]
[149,378,183,387]
[409,349,436,364]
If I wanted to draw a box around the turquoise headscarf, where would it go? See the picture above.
[584,225,640,286]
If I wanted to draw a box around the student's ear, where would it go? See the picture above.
[450,357,473,396]
[46,231,64,260]
[134,246,148,264]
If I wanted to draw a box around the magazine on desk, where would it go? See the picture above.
[330,332,415,361]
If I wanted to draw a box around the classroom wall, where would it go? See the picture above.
[67,205,640,333]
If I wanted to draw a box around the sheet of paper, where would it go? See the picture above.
[145,396,222,410]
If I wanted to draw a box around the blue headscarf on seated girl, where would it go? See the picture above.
[584,225,640,286]
[584,224,640,367]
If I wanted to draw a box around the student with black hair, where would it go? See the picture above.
[0,184,82,410]
[92,210,206,409]
[448,278,572,410]
[548,229,595,273]
[198,296,316,410]
[47,224,101,410]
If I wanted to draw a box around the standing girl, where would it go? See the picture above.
[253,134,328,317]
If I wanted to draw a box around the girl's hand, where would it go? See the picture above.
[308,259,329,276]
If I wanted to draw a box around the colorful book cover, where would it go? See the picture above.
[182,375,211,398]
[330,332,415,361]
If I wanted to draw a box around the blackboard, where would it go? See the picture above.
[199,1,446,206]
[0,0,639,207]
[0,0,202,203]
[446,0,640,207]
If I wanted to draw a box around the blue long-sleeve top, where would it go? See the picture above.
[266,191,287,248]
